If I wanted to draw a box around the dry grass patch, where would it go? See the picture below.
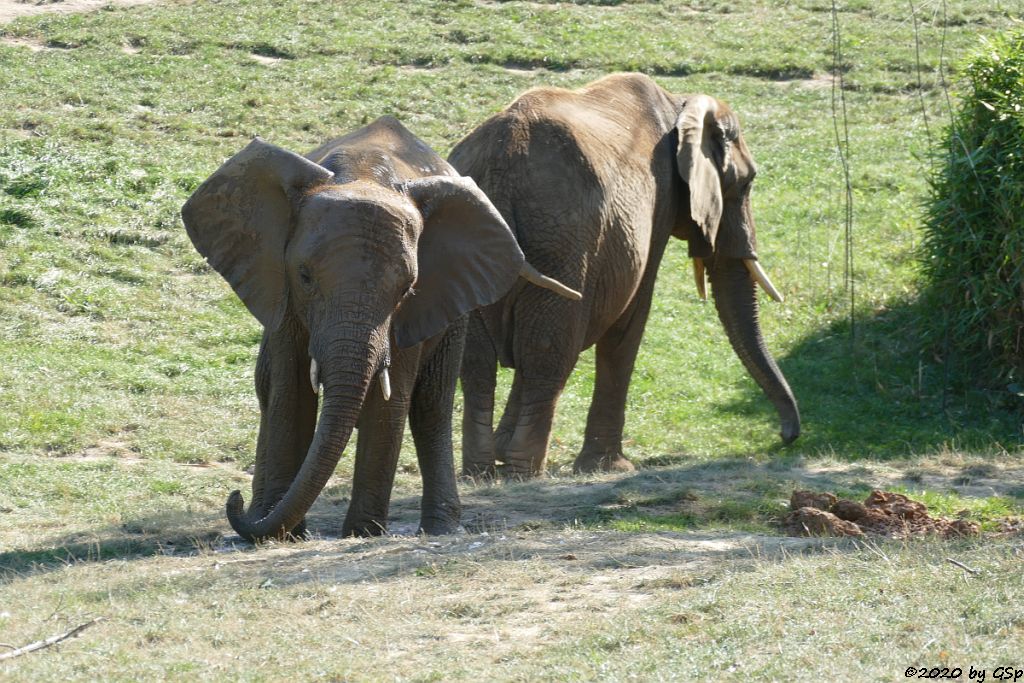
[1,523,1020,680]
[0,525,833,680]
[1,454,1021,679]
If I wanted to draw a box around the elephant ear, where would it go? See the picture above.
[392,175,525,349]
[181,138,334,330]
[675,95,726,250]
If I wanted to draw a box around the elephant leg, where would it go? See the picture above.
[410,318,466,534]
[250,335,272,517]
[248,325,317,537]
[500,304,582,477]
[574,282,656,474]
[460,312,499,477]
[499,374,566,477]
[341,348,419,538]
[573,326,644,474]
[493,374,523,463]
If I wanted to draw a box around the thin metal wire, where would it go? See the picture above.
[908,0,932,145]
[830,0,855,340]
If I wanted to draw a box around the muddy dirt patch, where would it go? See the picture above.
[784,489,983,539]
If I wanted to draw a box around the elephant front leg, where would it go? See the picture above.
[341,347,418,537]
[460,312,499,477]
[573,317,647,474]
[246,326,317,537]
[410,320,465,534]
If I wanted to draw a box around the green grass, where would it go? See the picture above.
[1,0,1024,679]
[0,0,1021,465]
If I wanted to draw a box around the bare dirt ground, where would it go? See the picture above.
[209,527,833,591]
[0,0,161,24]
[3,453,1020,677]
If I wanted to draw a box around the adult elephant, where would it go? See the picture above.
[182,116,578,541]
[450,73,800,478]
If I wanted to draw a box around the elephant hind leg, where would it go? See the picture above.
[461,312,499,477]
[500,304,583,477]
[493,373,523,463]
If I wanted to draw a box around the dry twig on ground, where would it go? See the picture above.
[0,618,103,662]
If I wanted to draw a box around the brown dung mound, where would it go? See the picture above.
[784,489,981,539]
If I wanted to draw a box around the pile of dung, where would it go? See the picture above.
[784,489,980,539]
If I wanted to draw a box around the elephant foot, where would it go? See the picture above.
[493,426,513,464]
[341,519,389,537]
[286,519,309,541]
[461,460,497,479]
[573,450,636,474]
[496,461,546,480]
[418,516,463,536]
[463,410,500,468]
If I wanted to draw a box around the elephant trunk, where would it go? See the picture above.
[708,257,800,444]
[227,327,383,542]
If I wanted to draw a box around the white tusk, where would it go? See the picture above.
[379,366,392,401]
[309,358,319,394]
[693,257,707,301]
[744,259,784,303]
[519,262,582,301]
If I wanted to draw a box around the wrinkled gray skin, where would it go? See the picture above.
[182,117,531,541]
[450,73,800,477]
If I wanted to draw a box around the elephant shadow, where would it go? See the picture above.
[717,297,1023,460]
[0,466,842,589]
[317,449,1016,544]
[4,445,1017,588]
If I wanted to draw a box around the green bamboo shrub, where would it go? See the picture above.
[921,30,1024,393]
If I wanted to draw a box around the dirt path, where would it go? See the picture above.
[0,0,162,24]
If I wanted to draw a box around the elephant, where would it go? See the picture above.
[181,116,579,541]
[449,73,800,478]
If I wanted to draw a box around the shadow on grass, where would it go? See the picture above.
[179,455,1019,588]
[0,514,225,583]
[721,298,1023,460]
[5,450,1019,588]
[451,456,945,533]
[0,458,871,585]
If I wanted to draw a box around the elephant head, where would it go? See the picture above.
[182,136,564,541]
[674,95,800,444]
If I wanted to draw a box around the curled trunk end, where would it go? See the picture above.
[227,389,367,542]
[708,257,800,444]
[227,334,380,542]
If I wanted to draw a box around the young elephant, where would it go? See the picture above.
[451,73,800,477]
[182,117,578,541]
